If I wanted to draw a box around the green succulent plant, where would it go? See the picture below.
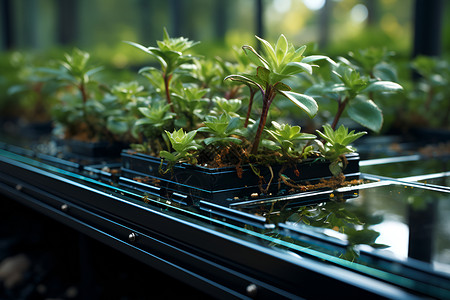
[315,124,366,176]
[159,129,201,169]
[265,121,316,157]
[197,114,243,146]
[38,48,114,140]
[126,28,199,112]
[170,84,210,130]
[307,54,403,133]
[210,97,243,118]
[132,101,176,153]
[225,34,331,155]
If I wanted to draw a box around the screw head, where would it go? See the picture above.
[246,284,257,297]
[61,204,69,212]
[128,233,137,242]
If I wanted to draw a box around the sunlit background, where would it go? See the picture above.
[1,0,449,67]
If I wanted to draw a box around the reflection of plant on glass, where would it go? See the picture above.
[301,201,388,261]
[274,200,388,261]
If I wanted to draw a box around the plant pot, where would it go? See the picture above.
[120,150,361,206]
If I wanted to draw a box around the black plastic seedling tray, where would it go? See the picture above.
[120,150,361,206]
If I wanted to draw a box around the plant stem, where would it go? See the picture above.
[163,74,175,113]
[79,82,88,118]
[331,97,349,130]
[425,87,434,110]
[244,88,257,128]
[250,86,275,154]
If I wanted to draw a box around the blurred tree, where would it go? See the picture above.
[56,0,78,45]
[412,0,444,58]
[1,0,14,49]
[318,0,332,49]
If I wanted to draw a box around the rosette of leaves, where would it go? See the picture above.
[210,97,243,118]
[315,124,366,176]
[264,121,316,158]
[197,114,243,146]
[126,28,199,112]
[132,101,176,154]
[159,129,201,172]
[225,34,331,154]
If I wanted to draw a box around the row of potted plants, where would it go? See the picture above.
[3,30,406,205]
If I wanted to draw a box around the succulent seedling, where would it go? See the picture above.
[126,28,199,113]
[225,34,331,154]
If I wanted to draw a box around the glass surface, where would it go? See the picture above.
[360,156,450,178]
[1,137,450,297]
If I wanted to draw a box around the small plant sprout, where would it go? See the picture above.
[225,34,331,155]
[265,121,316,157]
[210,97,243,118]
[197,114,243,146]
[159,129,201,171]
[133,102,176,153]
[170,84,210,130]
[56,48,103,108]
[315,124,366,176]
[126,28,199,112]
[39,48,106,140]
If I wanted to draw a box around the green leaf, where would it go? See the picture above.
[273,81,291,92]
[364,81,403,93]
[329,161,343,177]
[224,74,263,91]
[283,62,313,76]
[203,136,242,145]
[124,41,152,54]
[275,34,288,63]
[347,97,383,132]
[86,66,104,77]
[294,45,307,57]
[279,91,318,118]
[256,66,270,83]
[107,119,129,134]
[255,36,277,67]
[373,62,398,81]
[159,150,177,161]
[242,45,269,68]
[302,55,337,66]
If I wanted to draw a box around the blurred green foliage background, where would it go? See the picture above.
[1,0,449,65]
